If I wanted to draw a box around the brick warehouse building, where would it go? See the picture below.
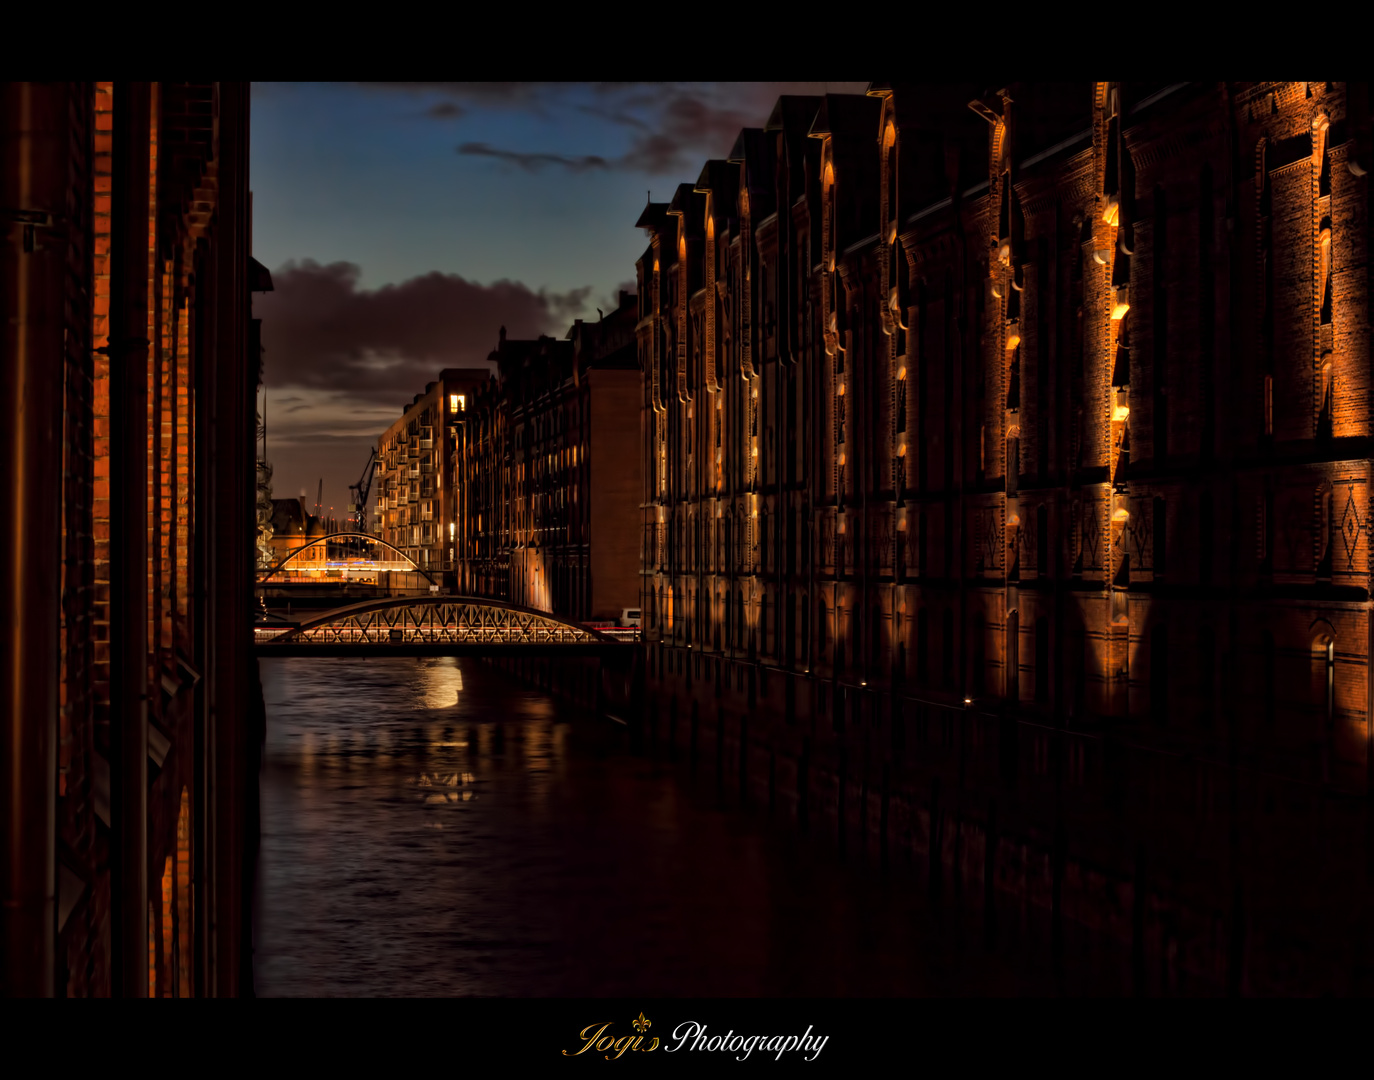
[636,82,1374,993]
[2,82,265,996]
[453,301,642,622]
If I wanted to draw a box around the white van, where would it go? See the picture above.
[619,607,641,628]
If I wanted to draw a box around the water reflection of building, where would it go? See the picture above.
[634,81,1374,993]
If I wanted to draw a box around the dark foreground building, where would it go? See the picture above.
[637,82,1374,993]
[2,81,264,996]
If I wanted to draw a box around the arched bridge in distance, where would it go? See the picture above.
[257,533,439,585]
[254,594,635,657]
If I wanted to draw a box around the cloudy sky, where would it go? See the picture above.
[250,81,867,517]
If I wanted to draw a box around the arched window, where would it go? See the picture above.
[972,613,986,696]
[1006,609,1020,702]
[161,854,174,997]
[1316,482,1334,579]
[1311,621,1336,775]
[1037,504,1049,576]
[885,121,898,229]
[1199,496,1213,583]
[942,607,955,689]
[1153,184,1169,459]
[1035,615,1050,704]
[1198,624,1216,728]
[916,607,929,683]
[1151,622,1169,725]
[1318,356,1334,439]
[872,602,885,676]
[1260,629,1276,731]
[177,788,191,996]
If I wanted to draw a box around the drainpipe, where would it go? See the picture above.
[108,80,151,998]
[1,80,65,998]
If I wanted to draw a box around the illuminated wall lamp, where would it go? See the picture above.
[1102,195,1120,227]
[1111,288,1130,320]
[1112,403,1130,422]
[1112,508,1130,522]
[1005,332,1021,351]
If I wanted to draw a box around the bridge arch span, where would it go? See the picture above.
[257,532,438,585]
[273,594,620,646]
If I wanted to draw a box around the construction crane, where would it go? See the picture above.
[348,448,378,534]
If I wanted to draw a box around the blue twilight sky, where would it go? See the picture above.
[250,81,866,516]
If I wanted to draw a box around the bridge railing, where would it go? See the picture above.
[588,626,641,643]
[290,624,597,645]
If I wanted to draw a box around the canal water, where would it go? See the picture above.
[254,657,1121,997]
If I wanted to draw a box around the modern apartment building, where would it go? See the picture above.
[374,367,490,586]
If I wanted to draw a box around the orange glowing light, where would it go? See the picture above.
[1111,288,1130,320]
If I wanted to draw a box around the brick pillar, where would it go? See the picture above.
[0,80,67,998]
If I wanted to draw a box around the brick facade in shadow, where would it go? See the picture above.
[636,82,1374,993]
[2,81,266,997]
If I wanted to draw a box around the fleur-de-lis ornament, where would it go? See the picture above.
[633,1012,651,1033]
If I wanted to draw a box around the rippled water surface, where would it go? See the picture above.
[255,657,1102,997]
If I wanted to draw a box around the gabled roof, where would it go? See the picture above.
[764,95,824,134]
[808,93,881,141]
[635,201,672,230]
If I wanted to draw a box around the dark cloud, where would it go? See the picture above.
[426,101,465,120]
[457,142,610,174]
[255,259,595,409]
[437,82,870,178]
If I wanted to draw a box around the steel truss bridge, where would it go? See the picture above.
[254,595,635,657]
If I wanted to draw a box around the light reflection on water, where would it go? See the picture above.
[255,657,1100,997]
